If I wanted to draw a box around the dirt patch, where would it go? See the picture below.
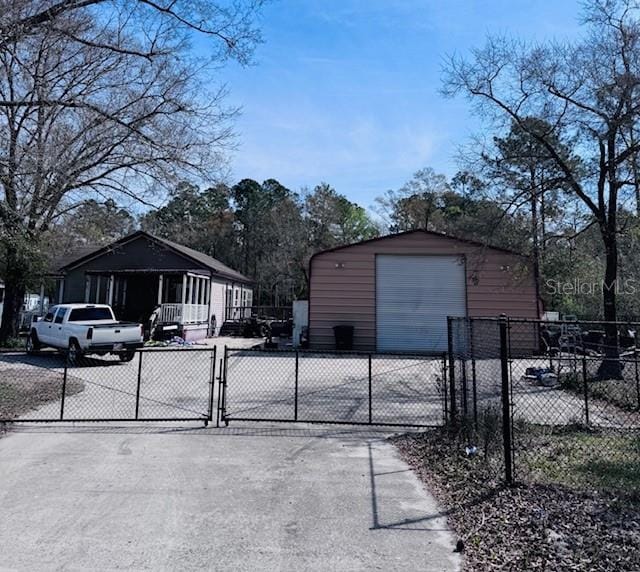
[394,429,640,571]
[0,368,84,422]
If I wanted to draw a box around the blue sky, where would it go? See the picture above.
[219,0,583,207]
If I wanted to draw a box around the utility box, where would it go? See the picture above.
[292,300,309,348]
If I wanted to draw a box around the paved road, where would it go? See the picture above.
[0,423,460,571]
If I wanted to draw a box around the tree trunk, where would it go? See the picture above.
[597,228,623,379]
[0,246,27,344]
[530,168,542,318]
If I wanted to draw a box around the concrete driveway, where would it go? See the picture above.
[0,423,460,571]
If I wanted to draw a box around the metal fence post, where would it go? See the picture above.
[60,356,68,420]
[294,350,299,421]
[442,353,449,422]
[582,354,590,425]
[222,346,228,426]
[447,316,457,422]
[206,346,217,424]
[635,352,640,411]
[368,354,373,424]
[216,357,223,428]
[499,317,514,484]
[469,320,478,430]
[134,350,143,420]
[461,356,468,418]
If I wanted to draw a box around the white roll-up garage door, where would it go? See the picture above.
[376,255,467,353]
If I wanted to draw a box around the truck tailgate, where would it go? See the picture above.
[90,323,142,344]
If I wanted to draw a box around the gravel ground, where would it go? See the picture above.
[0,368,84,422]
[394,429,640,571]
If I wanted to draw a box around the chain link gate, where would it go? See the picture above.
[0,346,217,424]
[217,346,448,427]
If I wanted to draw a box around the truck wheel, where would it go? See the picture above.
[67,339,83,364]
[118,351,135,362]
[26,331,41,354]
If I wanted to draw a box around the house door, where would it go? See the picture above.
[375,255,467,353]
[123,275,159,323]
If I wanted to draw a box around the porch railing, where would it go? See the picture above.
[158,303,209,325]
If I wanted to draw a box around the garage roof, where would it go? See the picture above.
[310,229,528,260]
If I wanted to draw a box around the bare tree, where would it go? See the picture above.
[0,1,264,341]
[1,1,263,62]
[443,0,640,378]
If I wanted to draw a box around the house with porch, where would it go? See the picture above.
[53,231,252,341]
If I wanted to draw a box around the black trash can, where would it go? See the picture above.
[333,325,354,350]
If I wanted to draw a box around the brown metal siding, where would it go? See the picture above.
[309,232,538,351]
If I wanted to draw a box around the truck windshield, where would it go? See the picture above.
[68,308,113,321]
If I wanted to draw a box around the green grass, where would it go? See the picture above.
[590,378,640,412]
[0,337,25,350]
[522,428,640,492]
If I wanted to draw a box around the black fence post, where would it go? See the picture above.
[635,352,640,411]
[499,317,514,484]
[216,357,223,428]
[442,353,449,422]
[368,354,373,424]
[60,356,68,420]
[469,320,478,430]
[582,354,590,426]
[461,356,468,418]
[134,350,143,420]
[294,350,299,421]
[207,346,217,424]
[222,346,228,426]
[447,316,457,423]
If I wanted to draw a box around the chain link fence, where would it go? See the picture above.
[448,317,640,488]
[0,347,216,423]
[220,348,448,427]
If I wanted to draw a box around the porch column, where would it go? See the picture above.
[84,275,90,302]
[195,277,201,306]
[188,275,194,304]
[95,276,101,303]
[58,279,65,304]
[108,274,115,306]
[181,274,187,305]
[157,274,164,305]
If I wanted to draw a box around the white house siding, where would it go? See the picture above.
[209,278,227,336]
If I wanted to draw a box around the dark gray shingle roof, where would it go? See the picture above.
[57,231,252,284]
[154,235,251,283]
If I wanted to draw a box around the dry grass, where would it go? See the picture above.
[394,428,640,571]
[0,368,84,421]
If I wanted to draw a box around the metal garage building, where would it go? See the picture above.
[308,230,539,353]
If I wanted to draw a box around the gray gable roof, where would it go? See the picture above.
[154,235,251,284]
[58,230,252,284]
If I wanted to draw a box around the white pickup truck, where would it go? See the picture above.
[27,304,144,362]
